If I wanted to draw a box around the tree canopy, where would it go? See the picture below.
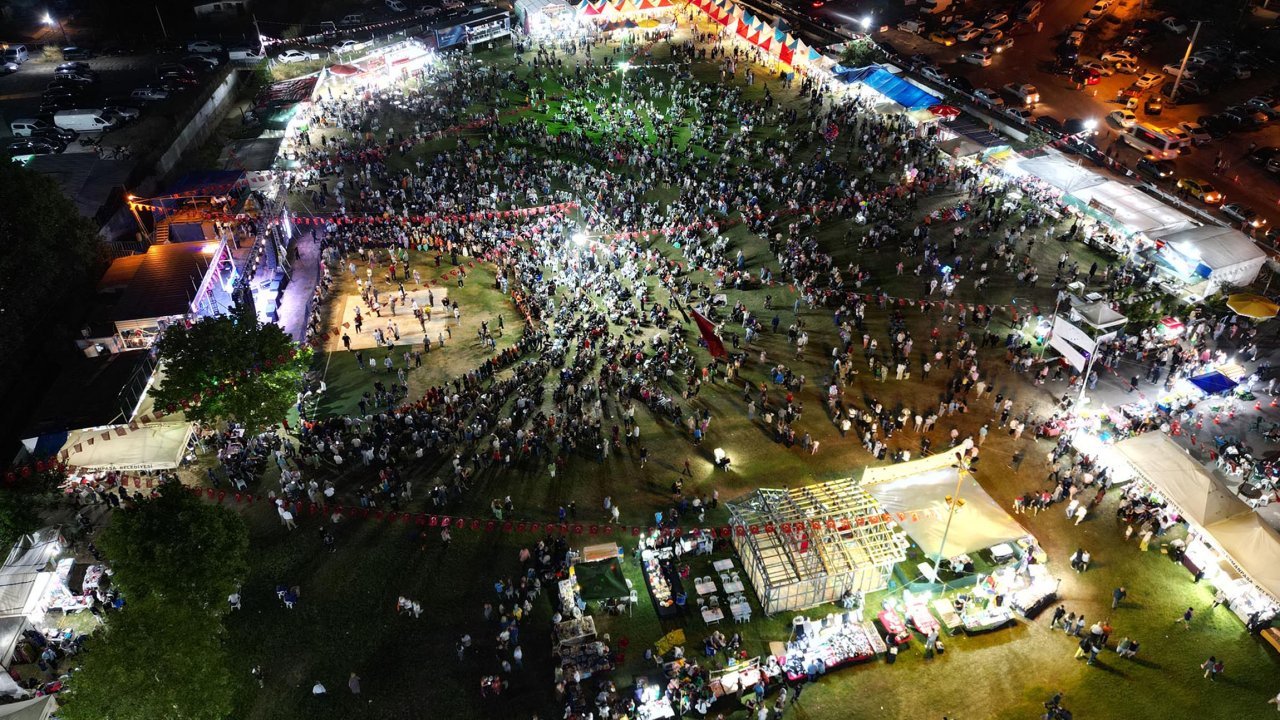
[97,482,248,611]
[152,306,312,432]
[57,598,238,720]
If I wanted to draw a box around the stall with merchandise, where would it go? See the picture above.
[781,611,887,680]
[553,616,614,681]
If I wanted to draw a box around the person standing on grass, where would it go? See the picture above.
[1178,606,1194,629]
[348,672,361,695]
[441,527,451,551]
[1112,587,1126,609]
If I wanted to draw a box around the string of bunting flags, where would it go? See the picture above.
[179,484,942,536]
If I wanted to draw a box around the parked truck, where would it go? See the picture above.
[919,0,954,15]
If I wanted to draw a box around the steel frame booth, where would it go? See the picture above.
[727,479,907,616]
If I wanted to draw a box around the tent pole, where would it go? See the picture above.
[931,455,969,586]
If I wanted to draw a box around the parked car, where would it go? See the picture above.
[1135,72,1165,89]
[1113,60,1140,74]
[1177,121,1211,144]
[949,75,974,93]
[1106,109,1137,129]
[386,0,408,10]
[187,40,223,54]
[1080,61,1113,77]
[60,46,94,60]
[1249,146,1280,164]
[55,61,93,74]
[1136,156,1175,179]
[1085,2,1108,19]
[956,27,983,42]
[277,49,320,63]
[1066,30,1085,46]
[9,118,75,142]
[332,40,360,54]
[978,29,1004,46]
[1176,177,1223,204]
[1034,116,1064,135]
[5,137,64,157]
[947,19,974,34]
[1163,16,1188,34]
[182,54,221,71]
[2,45,30,64]
[1144,96,1163,115]
[1101,49,1137,64]
[959,51,993,67]
[928,31,957,47]
[48,74,95,87]
[982,13,1009,30]
[41,87,84,102]
[920,66,948,84]
[131,86,171,101]
[103,105,141,123]
[1221,202,1266,228]
[1005,107,1032,122]
[0,61,18,75]
[974,88,1005,107]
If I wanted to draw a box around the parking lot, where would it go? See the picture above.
[876,0,1280,238]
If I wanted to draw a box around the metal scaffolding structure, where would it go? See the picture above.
[727,479,907,616]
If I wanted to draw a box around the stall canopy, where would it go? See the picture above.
[1111,433,1250,527]
[1204,513,1280,601]
[864,465,1027,557]
[1016,152,1107,195]
[1068,180,1197,237]
[1188,371,1238,396]
[59,422,195,472]
[0,529,62,618]
[0,697,55,720]
[1154,225,1268,286]
[835,65,941,110]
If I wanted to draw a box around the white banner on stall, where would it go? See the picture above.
[1050,335,1089,371]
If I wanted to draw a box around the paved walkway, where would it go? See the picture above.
[278,229,323,342]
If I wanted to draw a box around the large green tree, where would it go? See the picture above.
[58,599,239,720]
[98,482,248,611]
[152,306,312,432]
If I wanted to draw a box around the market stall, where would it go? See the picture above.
[639,544,686,619]
[876,607,911,645]
[553,616,613,681]
[782,612,886,680]
[707,657,761,699]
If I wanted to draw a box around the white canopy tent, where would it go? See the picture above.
[1111,433,1250,527]
[1068,180,1197,237]
[1154,225,1268,288]
[1205,513,1280,602]
[863,464,1027,558]
[0,530,62,670]
[1015,152,1108,195]
[0,696,55,719]
[60,422,195,472]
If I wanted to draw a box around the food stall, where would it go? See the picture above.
[1004,564,1058,620]
[903,591,940,635]
[633,673,676,720]
[707,657,762,700]
[552,616,613,681]
[781,612,886,680]
[930,598,963,634]
[640,546,686,619]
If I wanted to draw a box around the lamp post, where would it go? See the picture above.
[126,194,153,244]
[42,13,69,45]
[930,452,970,585]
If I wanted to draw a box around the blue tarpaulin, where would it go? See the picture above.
[1189,372,1238,396]
[835,65,941,111]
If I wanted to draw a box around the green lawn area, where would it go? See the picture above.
[222,26,1280,720]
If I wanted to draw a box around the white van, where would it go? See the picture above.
[897,20,925,34]
[53,109,117,133]
[228,46,264,62]
[385,0,408,11]
[340,13,364,26]
[2,44,29,64]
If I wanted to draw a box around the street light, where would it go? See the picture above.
[1083,118,1098,133]
[42,12,69,45]
[126,194,153,244]
[860,16,872,30]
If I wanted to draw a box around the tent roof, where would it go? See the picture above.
[837,65,940,111]
[1155,225,1267,271]
[1071,300,1127,330]
[1188,371,1238,395]
[1016,152,1107,195]
[863,465,1027,557]
[1111,433,1250,527]
[1069,180,1197,236]
[103,241,216,323]
[0,697,54,720]
[1205,513,1280,601]
[0,529,61,618]
[62,423,195,472]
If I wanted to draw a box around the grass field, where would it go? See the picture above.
[223,24,1280,720]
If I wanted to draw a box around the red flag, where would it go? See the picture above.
[690,309,727,359]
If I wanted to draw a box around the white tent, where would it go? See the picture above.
[0,696,55,720]
[1205,513,1280,602]
[1111,433,1250,527]
[1154,225,1267,288]
[1015,152,1108,195]
[60,422,195,472]
[0,531,62,618]
[1068,180,1197,237]
[863,464,1027,557]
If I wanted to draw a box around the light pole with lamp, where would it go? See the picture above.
[929,451,972,586]
[42,13,69,45]
[126,194,153,244]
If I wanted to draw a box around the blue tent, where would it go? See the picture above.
[1189,371,1237,396]
[836,65,941,111]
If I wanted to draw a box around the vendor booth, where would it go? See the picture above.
[59,422,196,473]
[1110,433,1251,528]
[569,543,632,615]
[781,611,887,677]
[1200,513,1280,627]
[1153,225,1268,293]
[727,479,908,615]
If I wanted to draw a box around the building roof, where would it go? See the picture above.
[26,154,134,222]
[102,241,216,323]
[24,350,154,442]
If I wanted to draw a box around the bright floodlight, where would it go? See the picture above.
[618,61,631,72]
[1083,118,1098,131]
[860,16,872,29]
[42,13,54,25]
[572,232,588,245]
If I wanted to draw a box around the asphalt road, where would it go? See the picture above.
[857,0,1280,237]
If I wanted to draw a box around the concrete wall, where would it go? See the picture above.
[154,70,243,178]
